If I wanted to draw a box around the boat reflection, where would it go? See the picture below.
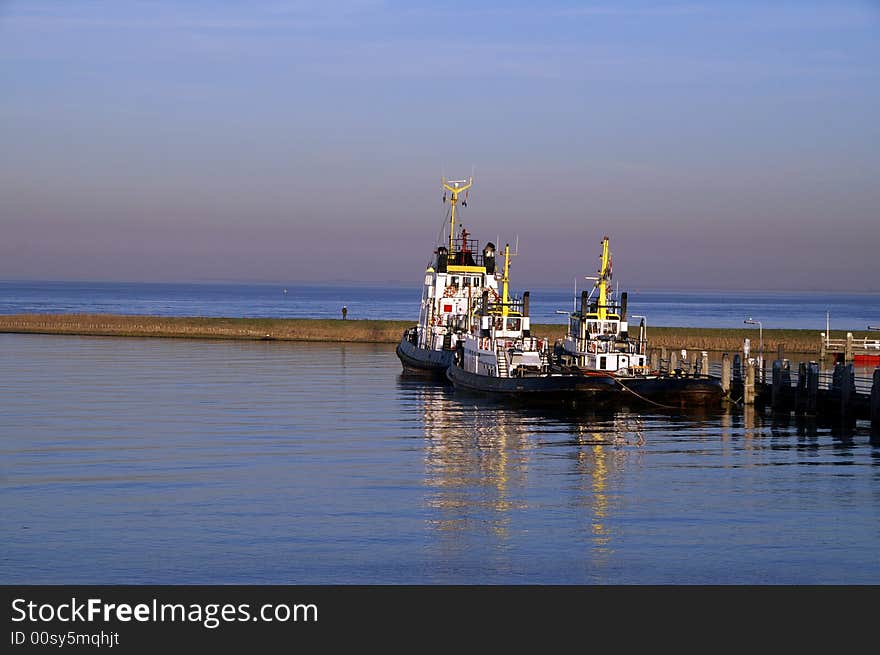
[400,375,648,574]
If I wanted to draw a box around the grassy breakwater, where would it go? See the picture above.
[0,313,832,355]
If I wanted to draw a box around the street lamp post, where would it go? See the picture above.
[744,317,763,382]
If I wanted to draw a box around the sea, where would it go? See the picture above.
[1,280,879,330]
[1,281,879,584]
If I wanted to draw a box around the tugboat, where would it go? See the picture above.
[554,236,724,407]
[445,243,618,407]
[396,177,502,376]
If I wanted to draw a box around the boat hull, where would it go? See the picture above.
[446,364,618,407]
[395,334,454,376]
[617,376,725,407]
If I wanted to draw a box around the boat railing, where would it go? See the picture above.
[480,299,525,315]
[572,335,640,355]
[494,336,546,352]
[449,238,483,266]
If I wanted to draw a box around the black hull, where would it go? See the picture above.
[395,334,453,377]
[616,376,725,408]
[446,364,618,408]
[448,363,725,410]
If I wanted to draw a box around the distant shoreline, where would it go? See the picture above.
[0,313,839,355]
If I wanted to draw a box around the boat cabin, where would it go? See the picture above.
[460,292,546,378]
[558,237,648,374]
[414,233,500,352]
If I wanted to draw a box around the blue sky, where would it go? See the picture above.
[1,1,878,289]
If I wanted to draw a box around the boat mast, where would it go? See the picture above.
[502,243,511,318]
[597,236,611,320]
[442,176,473,253]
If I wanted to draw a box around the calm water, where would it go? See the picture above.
[2,334,879,584]
[2,280,879,329]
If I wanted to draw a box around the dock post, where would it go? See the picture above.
[841,363,855,420]
[744,361,755,405]
[872,369,880,432]
[777,344,785,361]
[832,363,843,391]
[660,347,668,374]
[795,362,807,414]
[650,350,659,372]
[845,333,854,362]
[806,362,819,414]
[733,354,741,381]
[670,350,678,375]
[781,360,792,412]
[721,354,731,394]
[771,360,783,411]
[701,351,709,379]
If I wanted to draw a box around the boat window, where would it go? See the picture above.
[570,318,579,334]
[462,277,472,287]
[450,276,459,287]
[603,322,618,335]
[506,318,521,331]
[587,321,599,334]
[599,356,606,369]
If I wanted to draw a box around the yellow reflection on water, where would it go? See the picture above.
[421,393,530,544]
[413,378,646,575]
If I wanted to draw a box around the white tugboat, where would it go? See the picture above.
[556,235,648,374]
[555,235,723,407]
[396,177,502,376]
[446,243,619,406]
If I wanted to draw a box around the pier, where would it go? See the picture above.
[819,331,880,365]
[651,345,880,431]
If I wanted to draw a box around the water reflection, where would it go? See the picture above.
[5,334,879,584]
[399,376,656,577]
[404,379,529,563]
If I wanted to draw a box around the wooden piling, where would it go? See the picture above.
[744,362,755,405]
[650,350,659,372]
[701,351,709,379]
[777,343,785,361]
[660,346,668,373]
[872,369,880,431]
[771,360,783,411]
[840,363,855,420]
[795,362,807,414]
[845,332,854,362]
[832,363,844,391]
[670,350,678,374]
[806,362,819,414]
[733,354,742,381]
[721,353,731,394]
